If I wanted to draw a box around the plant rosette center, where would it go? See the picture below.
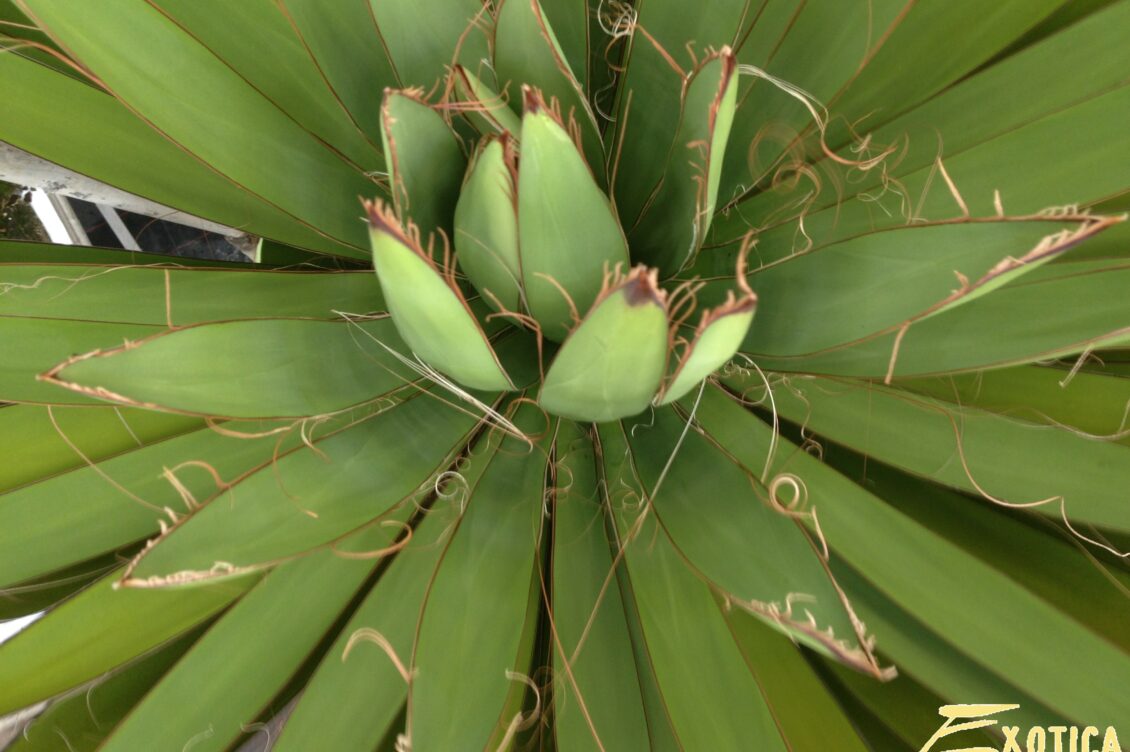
[368,76,754,423]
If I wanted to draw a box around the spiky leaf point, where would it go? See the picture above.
[659,244,757,405]
[454,134,523,312]
[366,200,513,391]
[450,64,522,136]
[518,86,630,342]
[539,266,669,421]
[39,318,417,419]
[494,0,605,184]
[379,89,466,244]
[628,47,739,277]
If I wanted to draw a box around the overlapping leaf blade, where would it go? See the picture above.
[46,318,416,418]
[0,404,198,493]
[21,0,378,252]
[0,413,305,588]
[696,385,1130,725]
[0,265,383,324]
[380,91,466,243]
[274,490,463,752]
[518,92,629,340]
[753,374,1130,532]
[148,0,384,170]
[7,628,199,752]
[629,49,738,276]
[495,0,605,183]
[1,0,1128,748]
[596,422,789,751]
[0,53,353,256]
[119,389,479,585]
[99,526,399,752]
[408,404,551,750]
[0,572,254,715]
[551,420,650,750]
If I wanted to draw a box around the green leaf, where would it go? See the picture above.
[45,317,418,418]
[737,217,1115,363]
[718,0,907,207]
[98,524,397,752]
[145,0,384,170]
[738,256,1130,378]
[827,452,1130,652]
[0,265,384,325]
[451,65,522,136]
[899,364,1130,446]
[274,489,462,752]
[368,201,514,391]
[0,404,198,493]
[0,415,301,589]
[709,3,1130,266]
[609,0,750,228]
[539,267,668,421]
[518,89,630,341]
[0,317,159,404]
[596,421,788,751]
[119,389,479,586]
[628,49,738,277]
[756,375,1130,533]
[368,0,490,92]
[0,571,254,715]
[719,0,1066,206]
[8,628,198,752]
[551,420,650,750]
[659,275,755,405]
[276,0,400,153]
[380,89,467,243]
[535,0,590,91]
[705,402,1130,725]
[583,0,624,119]
[21,0,378,252]
[852,2,1130,220]
[0,54,352,256]
[631,393,888,675]
[818,639,1036,749]
[995,0,1120,57]
[0,552,122,622]
[830,0,1065,146]
[0,1,79,79]
[408,404,551,750]
[832,561,1067,729]
[724,610,872,752]
[495,0,605,183]
[611,547,682,751]
[454,135,522,312]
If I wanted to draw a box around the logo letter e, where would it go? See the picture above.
[919,704,1021,752]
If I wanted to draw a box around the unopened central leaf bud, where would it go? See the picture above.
[369,63,753,421]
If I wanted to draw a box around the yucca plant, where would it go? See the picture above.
[1,0,1129,749]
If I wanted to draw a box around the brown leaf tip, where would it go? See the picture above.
[718,45,736,69]
[522,84,543,114]
[622,265,665,307]
[362,198,398,232]
[728,291,757,314]
[362,197,425,254]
